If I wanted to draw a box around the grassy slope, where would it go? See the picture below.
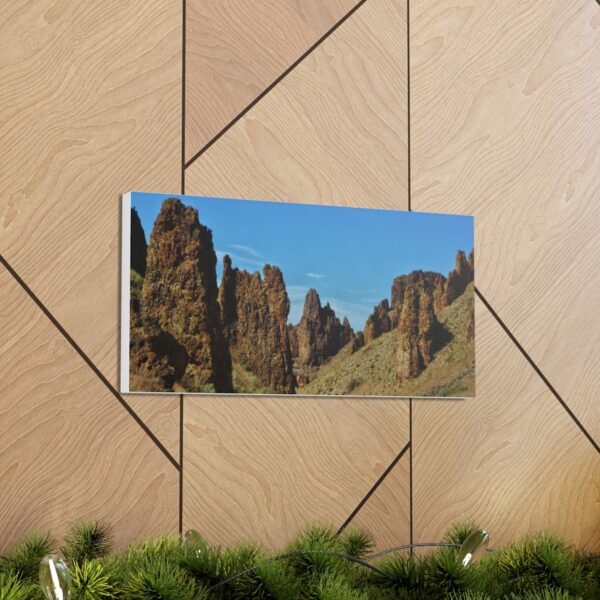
[232,360,272,394]
[301,283,475,397]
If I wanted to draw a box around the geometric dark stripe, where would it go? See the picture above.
[337,441,411,534]
[475,286,600,454]
[0,253,181,470]
[183,0,369,171]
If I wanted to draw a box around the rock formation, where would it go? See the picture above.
[129,327,189,391]
[396,286,422,379]
[393,249,475,381]
[390,271,446,326]
[442,249,474,307]
[350,331,365,353]
[388,249,474,322]
[293,289,354,368]
[396,285,449,381]
[140,198,232,392]
[218,255,295,394]
[130,207,147,276]
[363,299,392,344]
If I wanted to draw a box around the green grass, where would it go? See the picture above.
[1,521,598,599]
[302,284,475,397]
[232,361,272,394]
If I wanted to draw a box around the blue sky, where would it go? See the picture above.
[131,193,474,330]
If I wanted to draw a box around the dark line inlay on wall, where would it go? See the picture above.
[183,0,368,171]
[338,441,411,533]
[0,254,181,471]
[475,287,600,454]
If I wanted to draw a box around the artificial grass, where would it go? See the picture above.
[0,521,598,599]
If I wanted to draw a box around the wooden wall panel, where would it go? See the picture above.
[185,0,357,159]
[182,0,411,551]
[127,396,181,460]
[344,451,410,552]
[186,0,407,210]
[0,0,181,387]
[413,299,600,550]
[0,269,179,552]
[183,396,409,550]
[411,0,600,441]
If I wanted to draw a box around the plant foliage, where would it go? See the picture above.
[0,520,598,599]
[62,522,113,565]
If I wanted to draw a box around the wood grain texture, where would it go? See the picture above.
[0,0,181,387]
[186,0,407,210]
[0,268,179,552]
[413,298,600,551]
[185,0,357,160]
[183,395,409,549]
[343,450,410,551]
[411,0,600,441]
[127,395,181,460]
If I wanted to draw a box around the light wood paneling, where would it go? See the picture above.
[185,0,357,160]
[183,395,409,550]
[413,298,600,550]
[411,0,600,441]
[0,0,181,388]
[186,0,407,210]
[183,0,410,551]
[127,396,181,460]
[344,450,410,552]
[0,269,179,552]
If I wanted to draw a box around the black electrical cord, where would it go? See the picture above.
[204,549,394,595]
[203,540,496,595]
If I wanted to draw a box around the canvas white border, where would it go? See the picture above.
[120,193,131,394]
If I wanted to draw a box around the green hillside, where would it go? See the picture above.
[301,283,475,397]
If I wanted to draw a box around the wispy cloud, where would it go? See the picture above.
[229,244,263,259]
[287,285,310,302]
[306,272,325,279]
[216,250,264,269]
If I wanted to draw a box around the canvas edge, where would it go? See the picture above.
[120,192,131,394]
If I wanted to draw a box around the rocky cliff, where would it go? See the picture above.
[292,289,354,368]
[364,299,392,344]
[361,249,474,381]
[130,207,147,277]
[396,284,450,380]
[389,270,446,327]
[218,255,295,394]
[441,249,474,307]
[139,198,232,392]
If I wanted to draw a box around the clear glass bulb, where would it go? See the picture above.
[39,555,71,600]
[183,529,204,547]
[457,529,489,567]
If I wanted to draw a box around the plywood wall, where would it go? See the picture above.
[0,0,598,554]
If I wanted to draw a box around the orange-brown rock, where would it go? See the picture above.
[293,289,354,367]
[129,326,189,392]
[391,270,446,325]
[396,286,422,379]
[140,198,232,392]
[396,284,450,381]
[441,249,474,307]
[350,331,365,353]
[364,299,392,344]
[218,255,295,394]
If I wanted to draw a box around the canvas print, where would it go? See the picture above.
[121,193,475,397]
